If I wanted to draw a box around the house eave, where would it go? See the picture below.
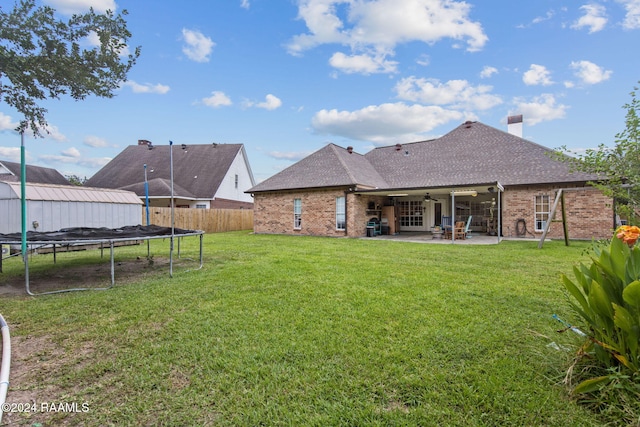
[353,182,503,197]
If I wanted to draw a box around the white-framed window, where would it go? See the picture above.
[534,195,550,232]
[293,198,302,229]
[398,200,423,227]
[235,174,239,189]
[195,204,207,209]
[336,196,346,230]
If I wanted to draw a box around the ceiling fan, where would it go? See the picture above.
[424,193,439,202]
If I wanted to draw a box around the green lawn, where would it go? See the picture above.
[0,232,603,426]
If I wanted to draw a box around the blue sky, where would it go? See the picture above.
[1,0,639,183]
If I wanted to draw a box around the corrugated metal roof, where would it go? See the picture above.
[1,182,143,204]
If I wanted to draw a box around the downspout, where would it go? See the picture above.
[344,190,349,236]
[0,313,11,425]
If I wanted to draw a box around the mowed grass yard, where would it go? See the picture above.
[0,232,603,426]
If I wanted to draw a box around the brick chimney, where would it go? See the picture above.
[507,115,523,138]
[138,139,152,146]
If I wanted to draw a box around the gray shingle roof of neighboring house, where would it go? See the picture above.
[85,143,245,199]
[248,144,389,193]
[249,121,598,193]
[0,160,70,185]
[119,178,196,199]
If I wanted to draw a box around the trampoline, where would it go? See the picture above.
[0,225,204,295]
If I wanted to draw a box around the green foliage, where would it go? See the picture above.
[0,0,140,136]
[555,82,640,223]
[561,235,640,419]
[65,174,87,185]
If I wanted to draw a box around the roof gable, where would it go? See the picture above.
[249,144,388,192]
[85,143,247,198]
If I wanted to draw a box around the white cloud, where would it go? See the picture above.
[201,91,233,108]
[0,112,19,132]
[416,54,430,67]
[0,113,65,141]
[570,60,612,84]
[394,77,502,110]
[40,152,111,168]
[523,64,553,86]
[572,4,608,33]
[617,0,640,29]
[532,9,556,25]
[311,102,464,143]
[181,29,215,63]
[43,0,116,14]
[85,31,131,57]
[480,66,498,79]
[240,0,250,9]
[513,94,568,125]
[0,147,21,162]
[245,94,283,110]
[329,51,398,74]
[121,81,170,94]
[83,136,109,148]
[287,0,487,74]
[35,124,67,142]
[62,147,81,158]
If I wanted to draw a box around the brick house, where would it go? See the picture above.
[247,121,613,240]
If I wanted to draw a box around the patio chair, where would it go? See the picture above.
[442,216,452,238]
[463,215,473,238]
[454,221,466,240]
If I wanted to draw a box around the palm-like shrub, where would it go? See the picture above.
[562,226,640,394]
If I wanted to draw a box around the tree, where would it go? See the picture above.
[0,0,140,136]
[65,174,87,186]
[559,83,640,223]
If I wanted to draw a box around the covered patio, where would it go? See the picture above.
[355,182,504,244]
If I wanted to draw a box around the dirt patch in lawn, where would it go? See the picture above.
[0,333,100,426]
[0,255,174,296]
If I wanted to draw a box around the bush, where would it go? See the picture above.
[561,226,640,422]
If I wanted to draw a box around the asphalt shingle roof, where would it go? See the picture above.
[0,160,70,185]
[249,144,388,192]
[249,121,598,193]
[85,143,244,198]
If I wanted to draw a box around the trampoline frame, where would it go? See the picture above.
[0,230,204,296]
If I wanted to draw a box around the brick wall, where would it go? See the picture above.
[502,184,613,240]
[255,184,613,240]
[253,189,386,237]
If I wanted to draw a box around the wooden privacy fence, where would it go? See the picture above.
[143,207,253,233]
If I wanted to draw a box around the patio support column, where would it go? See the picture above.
[450,190,455,243]
[497,182,504,244]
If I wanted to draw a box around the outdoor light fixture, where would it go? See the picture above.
[451,190,477,197]
[388,193,409,197]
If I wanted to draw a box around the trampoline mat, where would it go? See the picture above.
[0,224,201,243]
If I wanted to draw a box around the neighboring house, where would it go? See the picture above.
[248,120,613,240]
[86,141,255,209]
[0,160,70,185]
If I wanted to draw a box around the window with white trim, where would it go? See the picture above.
[336,196,346,230]
[195,204,207,209]
[235,174,239,189]
[294,198,302,229]
[534,195,550,232]
[398,200,423,227]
